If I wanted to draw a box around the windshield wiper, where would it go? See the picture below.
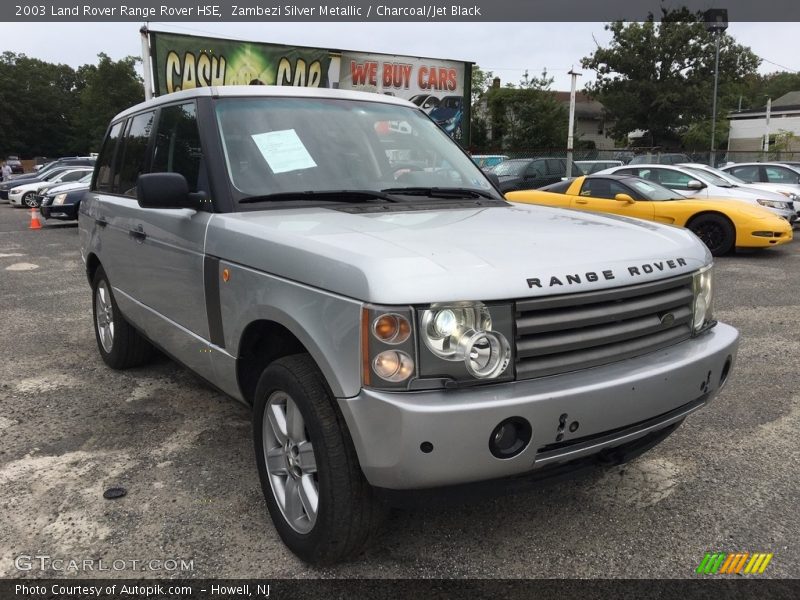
[380,186,498,199]
[239,189,400,204]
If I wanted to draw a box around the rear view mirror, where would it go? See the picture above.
[614,193,635,203]
[687,180,706,190]
[137,173,203,210]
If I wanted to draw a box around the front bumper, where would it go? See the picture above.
[338,322,738,490]
[40,203,78,220]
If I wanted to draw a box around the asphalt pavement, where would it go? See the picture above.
[0,205,798,578]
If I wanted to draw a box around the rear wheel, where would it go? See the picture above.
[92,266,154,369]
[687,214,735,256]
[253,354,385,564]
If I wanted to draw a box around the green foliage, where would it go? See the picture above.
[485,78,567,149]
[72,53,144,153]
[738,71,800,110]
[470,65,494,106]
[0,52,143,158]
[581,8,760,147]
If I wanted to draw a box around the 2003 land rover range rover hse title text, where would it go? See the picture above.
[78,86,739,564]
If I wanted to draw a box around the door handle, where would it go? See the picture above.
[129,225,146,242]
[575,199,589,205]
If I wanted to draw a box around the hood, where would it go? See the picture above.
[725,185,792,202]
[8,180,44,193]
[1,175,42,190]
[44,182,89,195]
[207,202,709,304]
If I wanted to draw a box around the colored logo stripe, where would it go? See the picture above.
[696,552,773,574]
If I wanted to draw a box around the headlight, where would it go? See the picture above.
[53,193,67,205]
[692,264,714,334]
[777,191,799,202]
[420,302,511,380]
[10,188,22,194]
[756,199,791,210]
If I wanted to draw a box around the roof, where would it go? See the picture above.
[553,91,605,118]
[113,85,417,122]
[773,91,800,107]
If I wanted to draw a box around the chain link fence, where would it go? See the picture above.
[470,147,800,166]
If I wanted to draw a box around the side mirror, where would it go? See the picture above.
[137,173,203,210]
[687,179,706,190]
[614,193,635,203]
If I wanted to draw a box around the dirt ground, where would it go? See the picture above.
[1,207,798,578]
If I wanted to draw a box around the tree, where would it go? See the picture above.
[0,52,143,159]
[484,70,567,149]
[738,71,800,110]
[0,52,79,157]
[72,53,144,153]
[581,8,760,148]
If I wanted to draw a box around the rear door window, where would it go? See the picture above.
[94,121,124,192]
[728,165,760,182]
[116,111,156,197]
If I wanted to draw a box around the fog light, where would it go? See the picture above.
[489,417,532,459]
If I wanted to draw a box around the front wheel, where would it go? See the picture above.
[687,214,735,256]
[23,192,39,208]
[253,354,385,564]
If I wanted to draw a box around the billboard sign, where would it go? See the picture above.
[145,31,471,144]
[337,52,468,142]
[149,31,332,95]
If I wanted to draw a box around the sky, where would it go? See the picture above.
[0,21,798,91]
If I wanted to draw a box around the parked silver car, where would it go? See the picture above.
[80,86,738,564]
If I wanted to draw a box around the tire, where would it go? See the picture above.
[687,213,735,256]
[23,192,39,208]
[253,354,385,564]
[91,266,154,369]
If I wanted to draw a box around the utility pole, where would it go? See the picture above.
[763,97,772,157]
[140,24,153,101]
[565,68,581,178]
[704,9,728,167]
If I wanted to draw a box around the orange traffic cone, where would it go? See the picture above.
[29,207,42,230]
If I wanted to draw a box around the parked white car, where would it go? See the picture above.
[597,163,796,224]
[679,163,799,222]
[720,162,800,198]
[8,168,93,208]
[575,160,624,174]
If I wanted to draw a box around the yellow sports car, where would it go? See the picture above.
[506,174,793,256]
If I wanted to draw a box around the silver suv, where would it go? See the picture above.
[80,86,739,564]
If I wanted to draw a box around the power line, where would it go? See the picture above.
[758,57,799,74]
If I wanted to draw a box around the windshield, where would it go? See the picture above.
[686,165,746,185]
[491,160,528,177]
[214,97,493,200]
[682,167,732,187]
[625,178,681,201]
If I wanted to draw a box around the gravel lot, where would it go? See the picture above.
[0,206,798,579]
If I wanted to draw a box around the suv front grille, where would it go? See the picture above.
[514,275,694,380]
